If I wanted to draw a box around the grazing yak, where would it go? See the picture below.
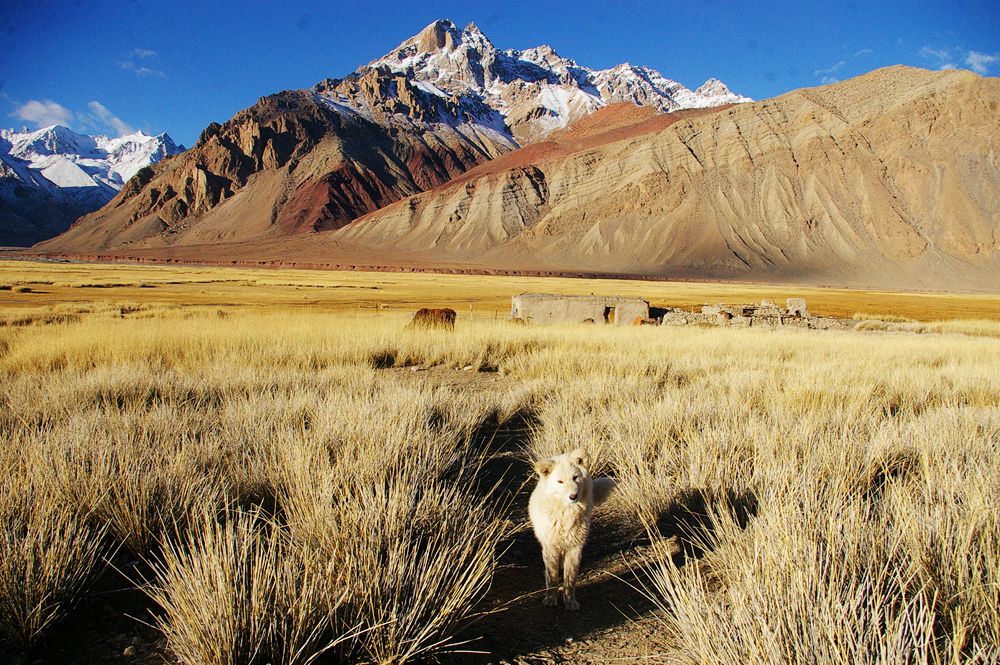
[408,308,457,330]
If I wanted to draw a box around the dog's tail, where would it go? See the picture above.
[593,477,617,506]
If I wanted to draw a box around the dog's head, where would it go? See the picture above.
[534,448,590,504]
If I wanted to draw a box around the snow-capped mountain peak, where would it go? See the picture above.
[453,21,492,50]
[1,124,185,245]
[695,78,738,98]
[3,125,100,160]
[98,130,181,181]
[356,19,750,144]
[2,125,182,188]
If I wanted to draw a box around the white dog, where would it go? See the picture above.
[528,448,616,610]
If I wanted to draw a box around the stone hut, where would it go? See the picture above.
[511,293,649,325]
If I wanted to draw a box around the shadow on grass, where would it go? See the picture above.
[649,487,759,566]
[4,553,167,665]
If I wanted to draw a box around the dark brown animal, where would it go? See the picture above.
[409,308,456,330]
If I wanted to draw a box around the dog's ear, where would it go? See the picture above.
[570,447,590,470]
[534,458,555,477]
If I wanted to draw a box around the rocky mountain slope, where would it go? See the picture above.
[0,125,181,246]
[37,19,747,254]
[42,66,997,291]
[330,66,999,289]
[38,87,515,252]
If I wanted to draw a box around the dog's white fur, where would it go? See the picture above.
[528,448,616,610]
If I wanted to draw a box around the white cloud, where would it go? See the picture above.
[921,45,998,74]
[7,98,138,137]
[965,50,998,75]
[86,101,135,136]
[12,99,75,128]
[919,46,951,61]
[812,48,875,85]
[813,60,846,79]
[119,48,165,78]
[120,60,166,78]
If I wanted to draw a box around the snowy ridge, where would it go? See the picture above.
[1,125,183,191]
[0,124,184,245]
[343,19,751,144]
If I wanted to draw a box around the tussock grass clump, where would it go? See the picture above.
[146,509,344,665]
[642,489,941,663]
[0,445,106,649]
[641,458,1000,662]
[854,317,1000,339]
[34,414,221,555]
[922,318,1000,338]
[853,311,915,322]
[266,386,511,662]
[330,481,509,663]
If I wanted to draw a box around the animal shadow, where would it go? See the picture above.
[650,487,759,566]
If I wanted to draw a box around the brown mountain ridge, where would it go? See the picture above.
[37,66,1000,291]
[39,71,515,252]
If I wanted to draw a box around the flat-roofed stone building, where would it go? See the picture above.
[510,293,649,325]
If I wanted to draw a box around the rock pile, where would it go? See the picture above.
[659,299,849,330]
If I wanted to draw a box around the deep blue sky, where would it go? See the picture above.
[2,0,997,147]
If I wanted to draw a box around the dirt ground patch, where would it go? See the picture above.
[450,530,673,664]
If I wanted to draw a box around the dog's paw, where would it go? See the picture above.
[564,598,580,611]
[542,593,559,607]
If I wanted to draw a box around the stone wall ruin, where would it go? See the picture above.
[511,295,850,331]
[661,298,848,330]
[510,293,650,325]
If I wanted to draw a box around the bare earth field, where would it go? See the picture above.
[1,260,999,664]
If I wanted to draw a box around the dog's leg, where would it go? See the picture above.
[541,544,561,607]
[562,544,583,611]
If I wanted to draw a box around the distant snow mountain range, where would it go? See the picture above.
[0,124,182,246]
[320,19,750,144]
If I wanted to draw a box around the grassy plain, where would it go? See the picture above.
[3,258,1000,321]
[1,259,999,663]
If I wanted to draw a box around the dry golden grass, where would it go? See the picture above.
[0,268,998,662]
[146,508,346,665]
[853,317,1000,339]
[0,440,107,650]
[2,259,999,321]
